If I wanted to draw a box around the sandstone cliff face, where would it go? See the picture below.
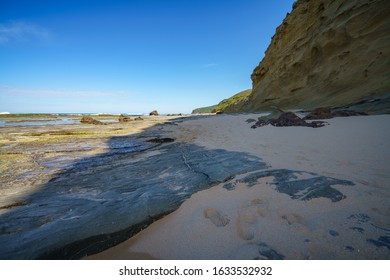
[229,0,390,112]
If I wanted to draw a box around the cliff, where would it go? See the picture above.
[225,0,390,113]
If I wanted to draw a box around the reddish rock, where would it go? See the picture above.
[251,111,327,129]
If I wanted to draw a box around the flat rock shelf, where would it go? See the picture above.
[0,140,267,259]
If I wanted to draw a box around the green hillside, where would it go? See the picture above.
[192,89,251,114]
[191,105,217,114]
[214,89,251,112]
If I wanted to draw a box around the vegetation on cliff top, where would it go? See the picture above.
[192,89,251,114]
[191,105,218,114]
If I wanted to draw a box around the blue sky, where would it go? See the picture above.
[0,0,294,114]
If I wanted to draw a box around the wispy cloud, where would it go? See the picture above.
[0,86,126,97]
[201,63,218,68]
[0,20,50,45]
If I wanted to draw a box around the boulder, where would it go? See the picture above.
[272,112,309,127]
[118,115,132,123]
[304,107,332,120]
[251,111,327,128]
[80,116,104,125]
[149,110,159,116]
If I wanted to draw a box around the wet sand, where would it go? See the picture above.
[86,114,390,260]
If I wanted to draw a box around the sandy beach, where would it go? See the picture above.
[1,113,389,259]
[85,113,390,260]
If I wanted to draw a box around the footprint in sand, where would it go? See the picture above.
[237,209,256,240]
[278,212,302,225]
[236,198,271,240]
[237,207,259,240]
[204,208,230,227]
[250,198,269,218]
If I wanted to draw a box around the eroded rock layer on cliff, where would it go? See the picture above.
[228,0,390,112]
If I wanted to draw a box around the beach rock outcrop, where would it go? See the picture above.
[0,141,267,259]
[222,0,390,113]
[304,107,333,120]
[118,115,132,123]
[304,107,368,120]
[149,110,159,116]
[331,110,368,117]
[251,111,326,128]
[80,116,104,125]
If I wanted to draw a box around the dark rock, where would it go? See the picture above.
[251,111,327,128]
[304,107,368,120]
[80,116,105,125]
[134,116,144,121]
[367,236,390,250]
[223,169,354,202]
[146,138,175,144]
[118,115,132,123]
[350,227,365,233]
[347,213,370,224]
[345,246,355,252]
[258,242,285,260]
[272,111,308,126]
[149,110,159,116]
[245,119,257,123]
[304,107,332,120]
[331,110,368,117]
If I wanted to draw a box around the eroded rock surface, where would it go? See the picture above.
[0,141,266,259]
[223,169,354,202]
